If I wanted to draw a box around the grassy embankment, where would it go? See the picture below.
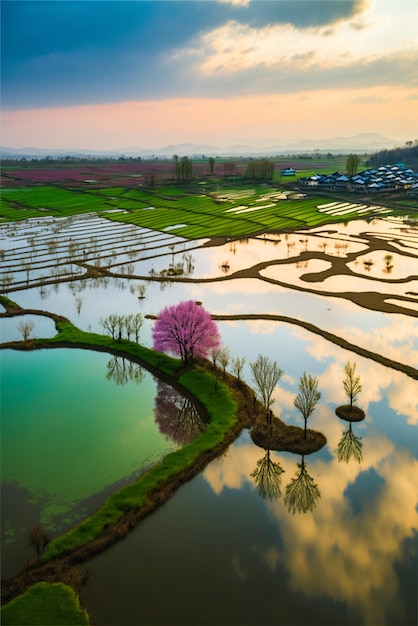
[1,583,89,626]
[1,295,324,570]
[1,315,237,563]
[0,296,242,619]
[0,298,325,621]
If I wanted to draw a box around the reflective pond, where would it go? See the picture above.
[1,212,417,624]
[1,349,205,578]
[82,333,417,625]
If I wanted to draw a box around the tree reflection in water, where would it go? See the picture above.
[106,355,144,386]
[336,422,363,463]
[154,380,206,445]
[251,449,285,501]
[284,455,321,514]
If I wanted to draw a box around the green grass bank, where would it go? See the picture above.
[1,582,89,625]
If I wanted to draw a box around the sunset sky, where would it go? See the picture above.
[1,0,418,151]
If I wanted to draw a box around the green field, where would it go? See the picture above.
[0,183,408,238]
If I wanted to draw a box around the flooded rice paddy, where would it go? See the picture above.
[1,212,417,624]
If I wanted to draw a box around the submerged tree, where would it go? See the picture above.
[284,456,321,514]
[154,380,206,445]
[250,354,284,413]
[251,449,285,501]
[137,283,147,299]
[336,423,363,463]
[153,300,221,365]
[343,361,362,408]
[75,296,83,315]
[383,254,394,274]
[106,356,144,386]
[294,372,321,439]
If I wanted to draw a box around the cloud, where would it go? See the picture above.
[349,18,372,30]
[218,0,250,7]
[203,422,417,624]
[193,16,418,97]
[352,94,388,104]
[4,0,416,109]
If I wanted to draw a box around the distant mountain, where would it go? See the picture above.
[279,133,400,152]
[0,133,402,160]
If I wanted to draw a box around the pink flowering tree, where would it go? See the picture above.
[152,300,221,365]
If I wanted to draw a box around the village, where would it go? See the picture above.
[297,163,418,195]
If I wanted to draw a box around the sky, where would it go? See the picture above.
[1,0,418,151]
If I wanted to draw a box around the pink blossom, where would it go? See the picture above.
[152,300,221,364]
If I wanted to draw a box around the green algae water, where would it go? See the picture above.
[1,348,180,576]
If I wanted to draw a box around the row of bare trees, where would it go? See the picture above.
[100,313,143,342]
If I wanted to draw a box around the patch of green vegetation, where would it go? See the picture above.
[0,186,110,221]
[1,582,89,625]
[1,182,409,236]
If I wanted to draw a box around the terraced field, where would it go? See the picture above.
[0,184,406,240]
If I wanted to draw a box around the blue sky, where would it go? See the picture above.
[1,0,418,150]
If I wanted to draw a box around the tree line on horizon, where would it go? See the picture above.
[367,140,418,169]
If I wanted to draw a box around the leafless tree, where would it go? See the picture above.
[231,356,246,382]
[343,361,362,407]
[18,320,35,341]
[131,312,143,342]
[294,372,321,439]
[29,523,50,561]
[218,346,230,380]
[250,354,284,412]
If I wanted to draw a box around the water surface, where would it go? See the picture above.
[1,348,181,576]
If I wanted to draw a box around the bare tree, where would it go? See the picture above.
[116,315,125,341]
[343,361,362,407]
[29,523,50,561]
[250,354,284,413]
[210,346,223,369]
[294,372,321,439]
[131,312,143,342]
[100,313,119,340]
[218,346,230,380]
[18,320,35,342]
[231,356,246,382]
